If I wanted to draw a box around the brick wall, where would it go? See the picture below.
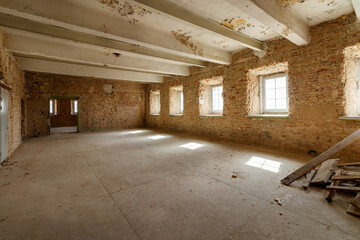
[0,29,25,157]
[26,72,146,137]
[146,14,360,161]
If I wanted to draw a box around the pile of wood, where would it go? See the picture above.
[281,129,360,217]
[302,159,360,216]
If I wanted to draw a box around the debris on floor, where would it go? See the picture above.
[274,198,282,206]
[281,129,360,217]
[293,159,360,216]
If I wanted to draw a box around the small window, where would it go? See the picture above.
[178,91,184,113]
[262,74,288,113]
[150,90,161,115]
[49,99,57,115]
[211,85,223,113]
[356,59,360,115]
[71,100,78,115]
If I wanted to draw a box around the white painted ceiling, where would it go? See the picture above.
[0,0,357,83]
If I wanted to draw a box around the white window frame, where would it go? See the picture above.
[71,99,78,115]
[49,99,57,116]
[261,74,289,114]
[356,59,360,115]
[178,90,184,114]
[210,84,223,113]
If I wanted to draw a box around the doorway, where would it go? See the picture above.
[0,88,8,163]
[49,96,79,134]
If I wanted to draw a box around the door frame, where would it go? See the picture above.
[49,96,80,132]
[0,88,9,163]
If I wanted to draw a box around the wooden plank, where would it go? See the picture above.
[326,186,360,192]
[346,204,360,217]
[351,193,360,209]
[302,169,317,190]
[281,129,360,185]
[325,169,343,202]
[337,162,360,167]
[331,175,360,181]
[311,159,339,184]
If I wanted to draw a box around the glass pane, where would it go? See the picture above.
[276,88,286,99]
[265,89,275,99]
[265,78,275,89]
[276,99,287,109]
[74,100,78,113]
[49,100,53,114]
[212,85,223,111]
[266,99,275,109]
[179,91,183,112]
[276,77,287,88]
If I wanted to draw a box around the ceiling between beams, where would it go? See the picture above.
[0,0,356,83]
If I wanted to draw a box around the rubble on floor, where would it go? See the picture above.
[281,129,360,217]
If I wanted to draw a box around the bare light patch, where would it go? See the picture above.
[246,156,281,173]
[148,135,167,140]
[180,142,204,150]
[171,30,203,56]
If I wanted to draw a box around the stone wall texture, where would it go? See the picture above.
[146,14,360,161]
[0,29,25,157]
[25,72,146,137]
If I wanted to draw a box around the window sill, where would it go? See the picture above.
[150,114,160,116]
[246,114,290,119]
[339,116,360,121]
[199,114,224,117]
[169,114,183,116]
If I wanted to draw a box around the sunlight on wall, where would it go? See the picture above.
[180,142,204,150]
[246,156,281,173]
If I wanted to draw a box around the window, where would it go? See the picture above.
[357,59,360,115]
[150,90,161,115]
[169,86,183,115]
[178,91,184,113]
[262,74,288,113]
[211,85,223,113]
[71,100,78,115]
[49,99,57,115]
[199,77,223,116]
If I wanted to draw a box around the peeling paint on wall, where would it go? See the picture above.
[171,30,204,56]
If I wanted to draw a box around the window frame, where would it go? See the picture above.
[71,99,78,115]
[356,59,360,115]
[210,84,223,114]
[178,90,184,114]
[49,99,57,116]
[261,73,289,114]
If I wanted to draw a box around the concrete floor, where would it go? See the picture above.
[0,129,359,240]
[50,126,78,134]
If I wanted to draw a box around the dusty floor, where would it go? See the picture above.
[0,129,359,240]
[50,126,78,134]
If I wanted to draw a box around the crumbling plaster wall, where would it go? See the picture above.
[0,29,25,157]
[146,14,360,161]
[26,72,145,137]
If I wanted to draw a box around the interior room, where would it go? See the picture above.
[0,0,360,239]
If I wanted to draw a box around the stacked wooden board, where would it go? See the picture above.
[281,129,360,217]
